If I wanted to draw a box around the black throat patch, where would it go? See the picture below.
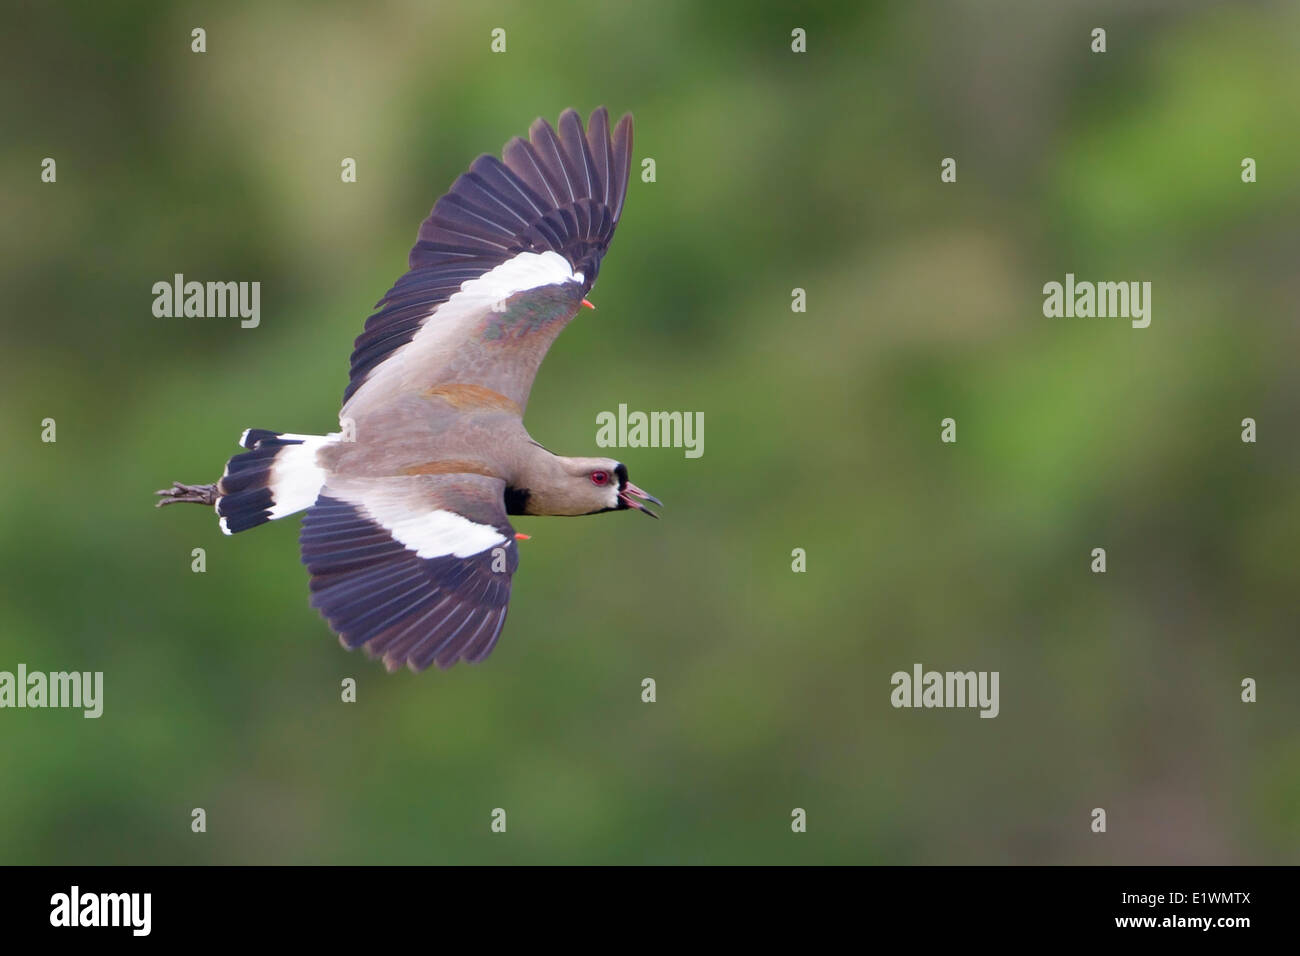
[504,486,531,516]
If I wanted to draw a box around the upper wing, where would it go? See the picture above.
[341,107,633,421]
[299,473,519,671]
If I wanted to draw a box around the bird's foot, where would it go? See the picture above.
[155,481,218,507]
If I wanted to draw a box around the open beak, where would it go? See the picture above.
[619,481,662,518]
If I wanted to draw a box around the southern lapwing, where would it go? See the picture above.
[157,107,659,672]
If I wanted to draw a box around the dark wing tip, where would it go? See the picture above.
[609,112,633,223]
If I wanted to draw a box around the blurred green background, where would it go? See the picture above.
[2,0,1297,864]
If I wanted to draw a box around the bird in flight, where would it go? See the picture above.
[157,107,659,672]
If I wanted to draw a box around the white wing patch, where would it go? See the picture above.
[358,498,508,559]
[341,250,582,415]
[460,250,582,302]
[366,504,512,556]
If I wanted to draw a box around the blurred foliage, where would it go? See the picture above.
[1,0,1297,864]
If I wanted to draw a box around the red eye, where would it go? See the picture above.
[591,470,609,486]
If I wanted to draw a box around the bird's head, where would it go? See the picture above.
[555,457,661,518]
